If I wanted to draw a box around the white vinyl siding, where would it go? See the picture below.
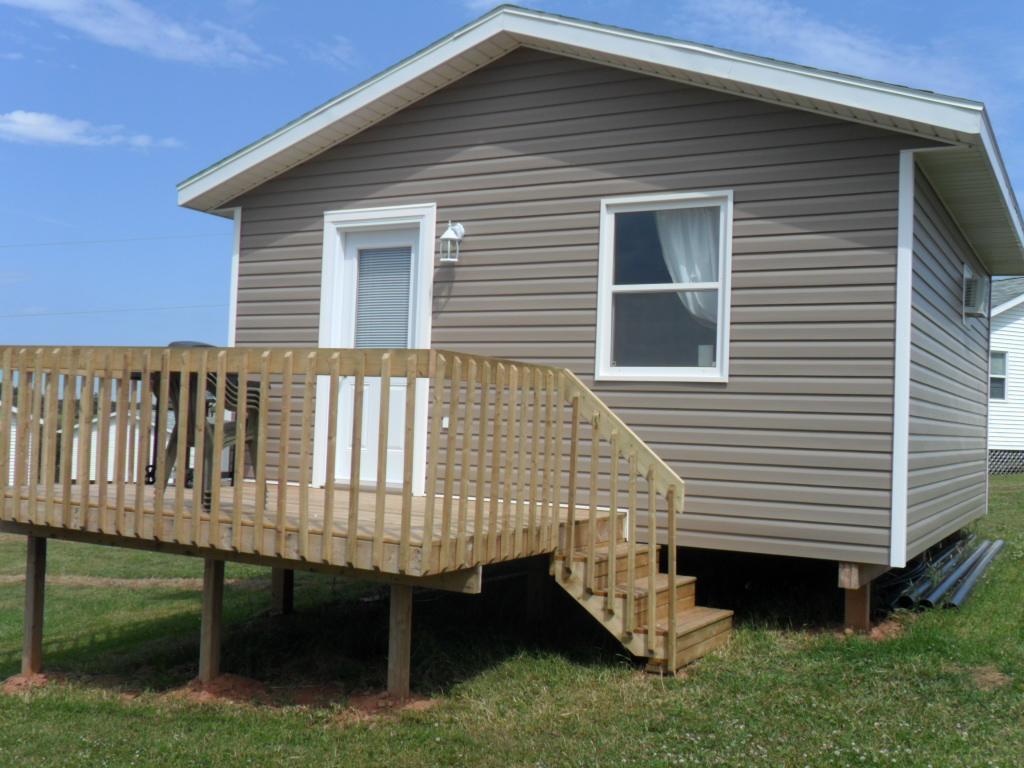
[354,247,413,349]
[988,302,1024,450]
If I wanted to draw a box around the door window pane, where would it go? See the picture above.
[612,291,718,368]
[354,247,412,348]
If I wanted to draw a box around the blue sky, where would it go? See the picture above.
[1,0,1021,346]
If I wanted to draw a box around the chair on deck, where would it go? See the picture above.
[158,342,261,509]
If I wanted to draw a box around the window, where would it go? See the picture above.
[596,191,732,381]
[991,351,1007,400]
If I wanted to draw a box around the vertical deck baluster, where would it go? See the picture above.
[373,352,391,570]
[41,353,60,526]
[0,349,13,505]
[456,358,476,567]
[172,351,191,541]
[487,363,504,562]
[646,471,657,657]
[346,351,365,567]
[322,353,341,564]
[13,353,30,523]
[297,351,316,561]
[114,352,130,535]
[667,484,679,671]
[230,352,247,551]
[153,349,170,538]
[586,413,599,593]
[422,354,446,573]
[550,372,564,550]
[192,350,209,547]
[564,395,580,573]
[95,352,112,532]
[27,351,45,525]
[539,372,554,553]
[125,379,137,520]
[606,433,620,613]
[134,351,153,537]
[472,361,490,565]
[76,350,96,530]
[274,351,293,558]
[253,351,271,555]
[59,360,76,528]
[439,355,460,570]
[501,365,518,559]
[210,351,228,549]
[513,366,530,557]
[399,353,417,572]
[624,453,638,634]
[528,369,542,552]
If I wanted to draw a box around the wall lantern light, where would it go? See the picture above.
[439,221,465,264]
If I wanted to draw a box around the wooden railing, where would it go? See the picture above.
[0,346,685,644]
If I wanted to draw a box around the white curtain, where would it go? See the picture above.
[655,207,719,325]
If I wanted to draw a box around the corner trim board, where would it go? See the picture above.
[227,206,241,347]
[890,150,915,568]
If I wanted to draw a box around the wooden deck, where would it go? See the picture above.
[1,481,590,584]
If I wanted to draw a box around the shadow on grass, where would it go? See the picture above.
[1,562,626,704]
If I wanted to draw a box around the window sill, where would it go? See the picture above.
[595,367,728,384]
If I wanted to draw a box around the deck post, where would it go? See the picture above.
[271,568,294,615]
[387,584,413,700]
[843,585,871,632]
[198,558,225,683]
[22,535,47,676]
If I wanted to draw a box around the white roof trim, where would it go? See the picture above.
[993,292,1024,317]
[176,5,1023,268]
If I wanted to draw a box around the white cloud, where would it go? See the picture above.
[305,34,357,70]
[670,0,982,98]
[0,110,180,148]
[0,0,274,66]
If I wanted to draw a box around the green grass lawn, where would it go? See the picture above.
[0,478,1021,767]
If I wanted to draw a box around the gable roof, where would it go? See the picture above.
[177,4,1024,273]
[992,277,1024,315]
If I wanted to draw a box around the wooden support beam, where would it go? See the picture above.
[271,568,294,615]
[387,584,413,701]
[844,584,871,632]
[22,535,47,676]
[198,558,225,683]
[838,562,890,590]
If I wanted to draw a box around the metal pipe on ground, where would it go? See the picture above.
[946,540,1005,609]
[895,543,971,609]
[919,541,992,609]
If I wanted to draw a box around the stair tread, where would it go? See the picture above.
[636,605,733,637]
[592,572,695,597]
[556,543,655,562]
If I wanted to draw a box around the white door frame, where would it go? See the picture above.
[312,203,436,493]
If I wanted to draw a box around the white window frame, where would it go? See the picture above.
[595,190,733,383]
[990,350,1007,401]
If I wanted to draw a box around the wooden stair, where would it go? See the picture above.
[551,530,732,674]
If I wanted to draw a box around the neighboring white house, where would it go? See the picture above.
[988,277,1024,472]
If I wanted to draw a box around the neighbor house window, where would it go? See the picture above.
[596,191,733,381]
[991,351,1007,400]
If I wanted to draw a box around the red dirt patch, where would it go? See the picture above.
[337,691,440,723]
[170,674,272,705]
[868,618,906,641]
[2,673,53,695]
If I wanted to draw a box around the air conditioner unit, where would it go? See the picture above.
[963,265,990,318]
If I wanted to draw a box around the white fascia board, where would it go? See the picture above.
[177,6,993,213]
[992,292,1024,317]
[177,12,511,209]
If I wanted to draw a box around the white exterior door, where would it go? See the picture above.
[338,229,416,487]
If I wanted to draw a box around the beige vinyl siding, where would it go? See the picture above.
[233,48,934,564]
[906,168,989,559]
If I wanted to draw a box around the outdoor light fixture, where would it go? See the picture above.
[439,221,465,263]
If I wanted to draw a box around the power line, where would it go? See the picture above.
[0,233,229,250]
[0,303,227,320]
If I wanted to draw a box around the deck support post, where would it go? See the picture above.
[387,584,413,701]
[843,585,871,632]
[198,558,225,683]
[21,535,47,676]
[271,568,294,615]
